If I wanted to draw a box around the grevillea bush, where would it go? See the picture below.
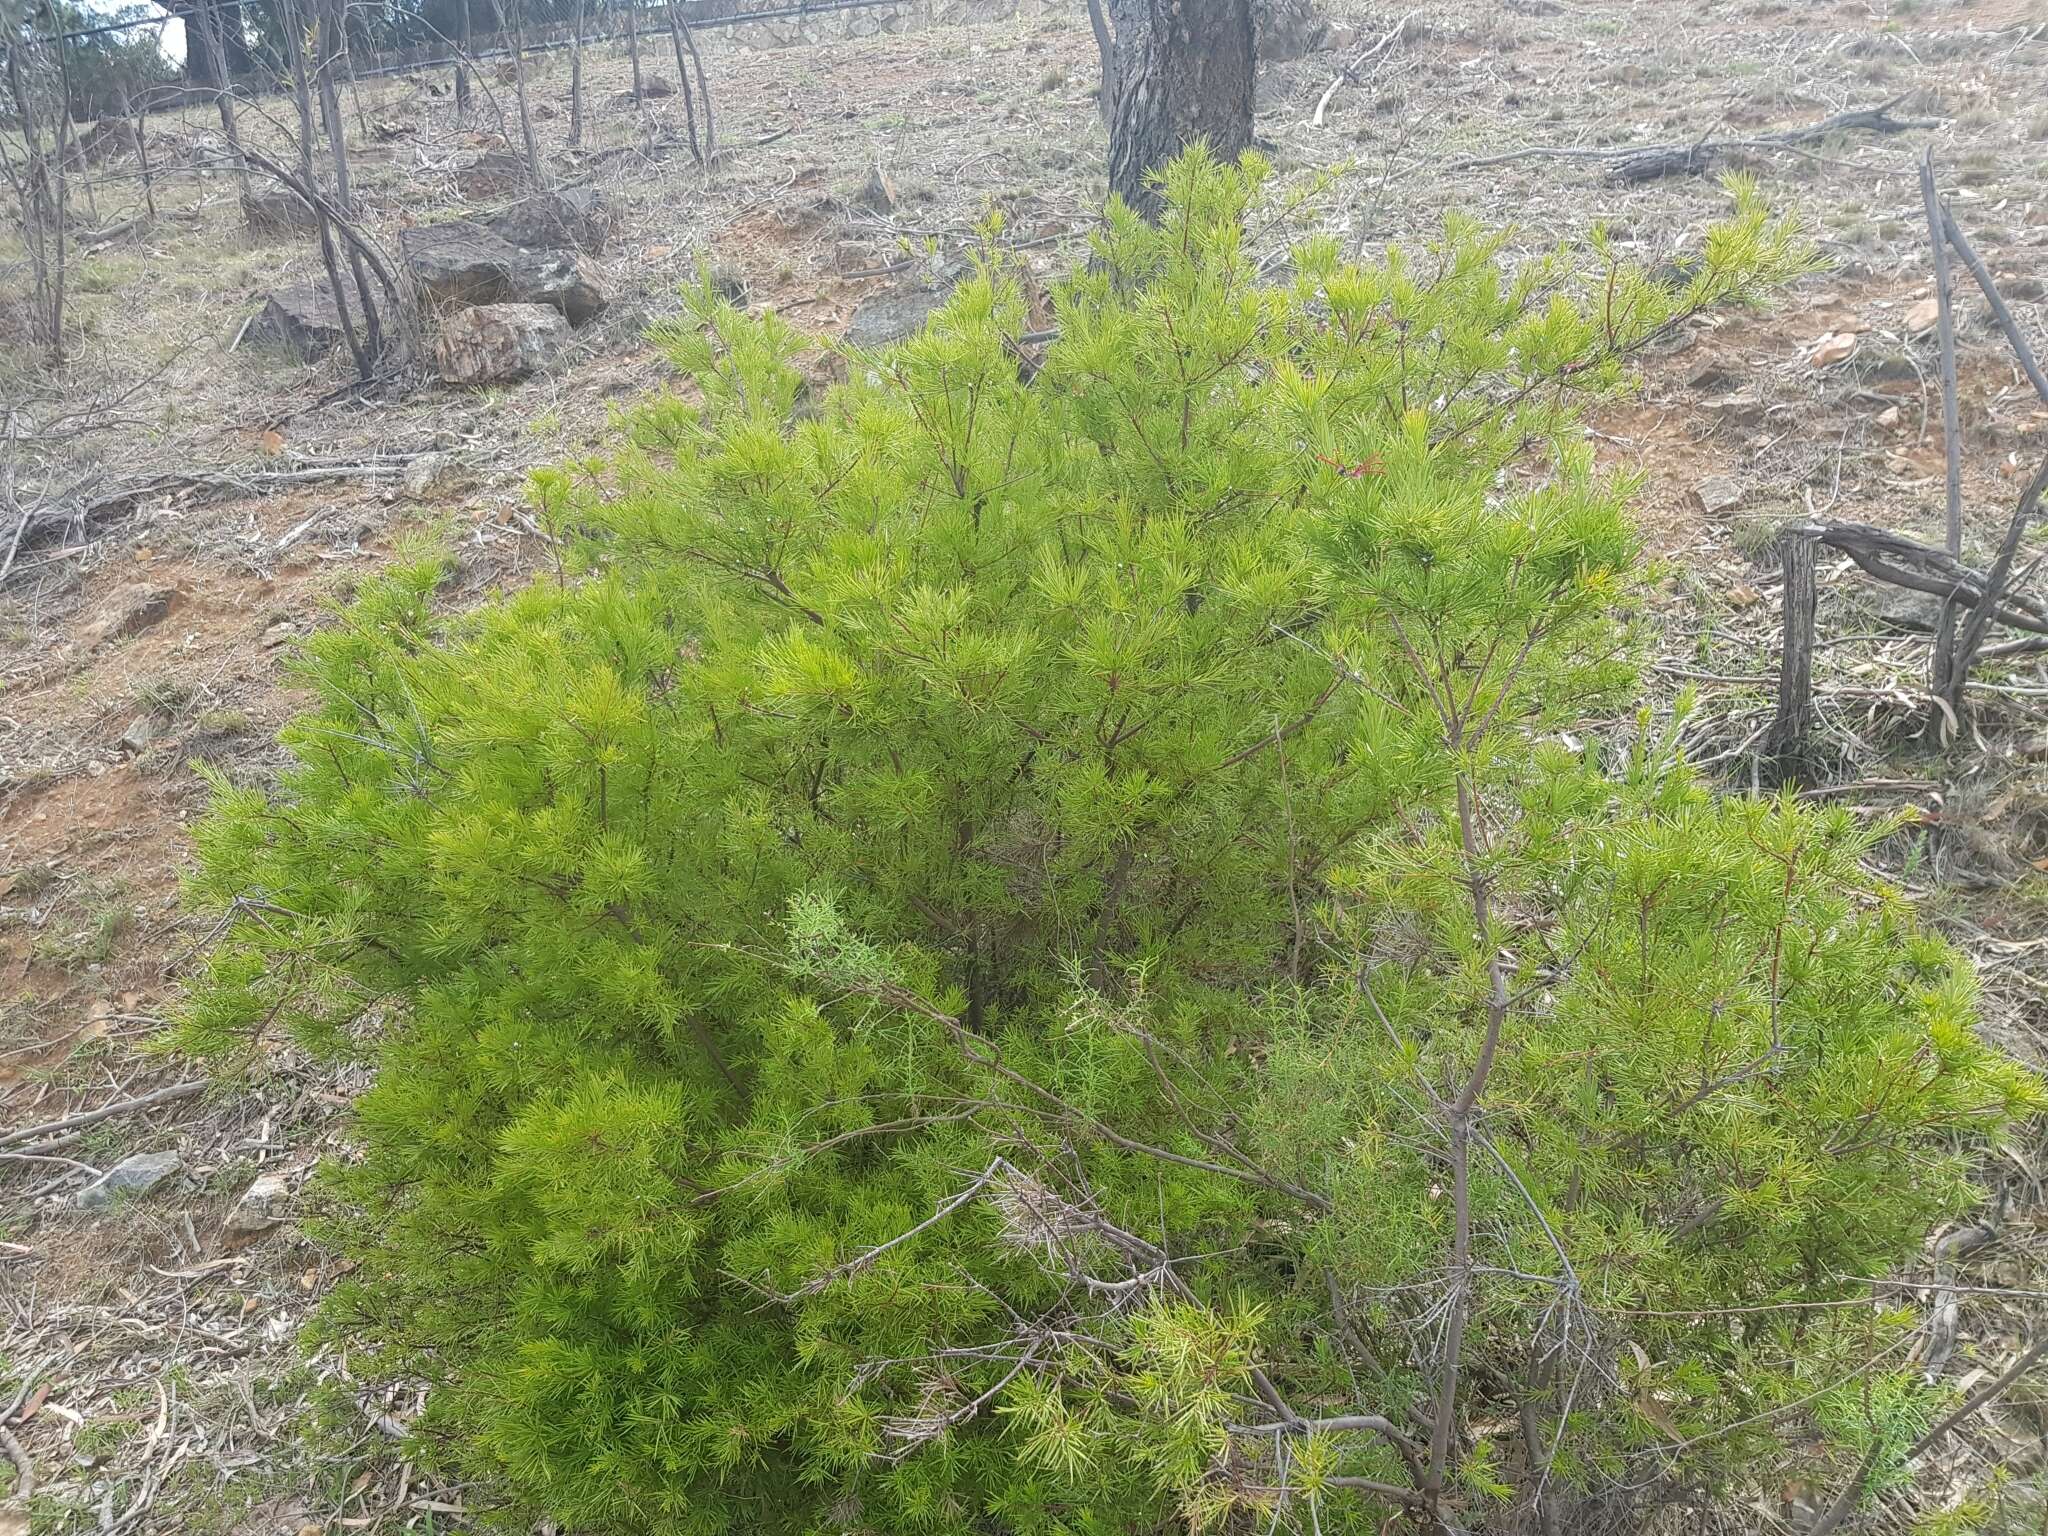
[180,152,2041,1534]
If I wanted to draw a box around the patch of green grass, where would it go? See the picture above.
[194,707,254,736]
[7,861,59,899]
[134,676,193,714]
[1730,511,1786,562]
[34,883,132,971]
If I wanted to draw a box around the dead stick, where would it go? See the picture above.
[1312,11,1413,129]
[1949,454,2048,698]
[1909,1333,2048,1459]
[1805,1439,1882,1536]
[1763,528,1818,772]
[1921,151,1964,719]
[0,1081,204,1151]
[1939,206,2048,408]
[1436,97,1931,176]
[1785,521,2048,635]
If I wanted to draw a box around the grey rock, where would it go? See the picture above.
[1876,588,1945,633]
[399,220,525,308]
[118,715,160,755]
[435,303,571,384]
[845,287,948,350]
[512,249,609,327]
[1690,474,1744,518]
[240,187,319,237]
[247,282,348,361]
[485,185,615,255]
[76,1150,182,1210]
[401,455,446,499]
[400,222,608,325]
[221,1169,294,1248]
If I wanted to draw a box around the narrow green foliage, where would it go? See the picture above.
[179,151,2036,1535]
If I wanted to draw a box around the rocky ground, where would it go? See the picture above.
[4,0,2048,1531]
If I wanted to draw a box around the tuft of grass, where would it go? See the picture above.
[35,885,133,971]
[134,676,193,714]
[7,862,60,899]
[194,708,254,737]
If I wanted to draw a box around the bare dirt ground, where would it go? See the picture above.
[5,0,2048,1530]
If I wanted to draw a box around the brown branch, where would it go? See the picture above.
[1939,206,2048,408]
[1785,521,2048,636]
[1764,527,1818,774]
[1436,96,1933,180]
[1948,454,2048,709]
[1907,1332,2048,1459]
[0,1081,205,1152]
[1921,151,1965,721]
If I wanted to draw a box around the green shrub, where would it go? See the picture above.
[178,153,2040,1534]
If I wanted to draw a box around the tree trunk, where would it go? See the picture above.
[47,16,77,363]
[678,14,714,159]
[506,0,543,184]
[1762,529,1817,780]
[623,0,644,98]
[192,0,251,200]
[314,0,382,361]
[455,0,473,116]
[662,0,702,164]
[180,0,249,87]
[569,0,586,147]
[1105,0,1254,220]
[282,0,369,381]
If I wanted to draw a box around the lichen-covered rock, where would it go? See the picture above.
[435,302,570,384]
[845,286,948,350]
[401,221,608,325]
[76,1150,183,1210]
[247,282,348,360]
[399,220,525,308]
[513,249,609,327]
[485,185,615,255]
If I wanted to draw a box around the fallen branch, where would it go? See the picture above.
[1909,1333,2048,1459]
[0,1080,205,1152]
[1436,95,1934,181]
[1787,521,2048,637]
[1312,11,1414,129]
[1949,454,2048,708]
[1939,205,2048,408]
[0,1422,32,1501]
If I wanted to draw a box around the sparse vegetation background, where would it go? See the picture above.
[6,3,2048,1535]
